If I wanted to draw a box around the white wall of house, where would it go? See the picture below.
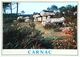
[42,16,47,22]
[37,17,42,21]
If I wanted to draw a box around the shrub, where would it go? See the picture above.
[3,21,77,49]
[3,22,44,49]
[17,18,25,22]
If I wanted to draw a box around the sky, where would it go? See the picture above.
[6,2,78,14]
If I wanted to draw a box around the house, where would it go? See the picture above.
[40,10,55,16]
[40,10,55,21]
[41,17,65,27]
[33,10,55,22]
[33,13,41,21]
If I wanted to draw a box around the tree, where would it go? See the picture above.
[10,3,12,14]
[74,5,77,11]
[16,2,18,14]
[21,10,25,15]
[3,2,13,14]
[72,5,77,12]
[51,5,58,11]
[59,6,66,13]
[3,2,19,14]
[47,7,51,11]
[66,5,73,10]
[47,5,58,12]
[3,2,11,14]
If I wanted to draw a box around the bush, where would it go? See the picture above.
[3,21,77,49]
[3,22,44,49]
[17,19,25,22]
[39,36,63,49]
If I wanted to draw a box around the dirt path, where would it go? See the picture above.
[35,22,73,39]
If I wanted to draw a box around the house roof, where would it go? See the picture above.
[42,10,53,12]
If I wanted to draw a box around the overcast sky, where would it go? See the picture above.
[6,2,78,14]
